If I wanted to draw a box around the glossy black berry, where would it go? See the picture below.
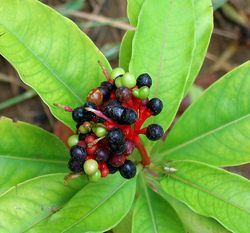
[120,108,138,125]
[119,160,136,179]
[68,158,84,173]
[107,161,119,174]
[137,73,152,88]
[83,101,98,119]
[146,124,164,141]
[110,105,125,122]
[107,127,125,144]
[103,99,121,118]
[70,145,87,161]
[101,81,115,93]
[98,86,111,102]
[72,102,97,124]
[109,142,126,155]
[72,107,87,123]
[94,148,110,162]
[147,98,163,116]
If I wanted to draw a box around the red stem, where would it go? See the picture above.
[135,140,150,167]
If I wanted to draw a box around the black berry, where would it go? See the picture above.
[146,124,164,141]
[147,98,163,116]
[119,160,136,179]
[107,127,125,144]
[109,142,126,155]
[137,73,152,88]
[98,86,111,102]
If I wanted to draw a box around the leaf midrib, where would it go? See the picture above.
[0,13,83,103]
[61,179,130,232]
[141,176,158,233]
[155,114,250,160]
[168,173,250,214]
[0,154,68,164]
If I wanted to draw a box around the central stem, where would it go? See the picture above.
[135,140,150,167]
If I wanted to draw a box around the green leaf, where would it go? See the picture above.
[127,0,146,27]
[160,160,250,233]
[158,187,231,233]
[153,61,250,166]
[129,0,196,132]
[132,174,185,233]
[113,205,134,233]
[184,0,213,95]
[119,30,135,72]
[0,0,111,130]
[0,117,69,194]
[27,173,136,232]
[0,173,88,232]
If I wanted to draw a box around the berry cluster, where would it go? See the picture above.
[55,61,164,183]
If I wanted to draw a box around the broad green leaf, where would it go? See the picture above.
[157,187,231,233]
[119,30,135,72]
[0,173,88,233]
[129,0,196,132]
[153,61,250,166]
[27,173,136,232]
[113,205,134,233]
[184,0,213,95]
[0,0,111,130]
[0,117,69,194]
[127,0,146,27]
[160,160,250,233]
[132,174,185,233]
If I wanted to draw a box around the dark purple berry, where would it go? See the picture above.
[115,86,132,103]
[109,154,125,167]
[137,74,152,88]
[146,124,164,141]
[68,158,84,173]
[123,138,135,156]
[79,132,91,141]
[147,98,163,116]
[94,148,110,162]
[119,160,136,179]
[70,145,87,161]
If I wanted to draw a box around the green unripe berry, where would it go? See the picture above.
[139,86,150,99]
[79,125,90,134]
[132,88,140,98]
[67,135,79,147]
[110,67,125,81]
[84,159,98,175]
[94,127,107,137]
[121,72,136,88]
[88,169,101,182]
[115,77,123,88]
